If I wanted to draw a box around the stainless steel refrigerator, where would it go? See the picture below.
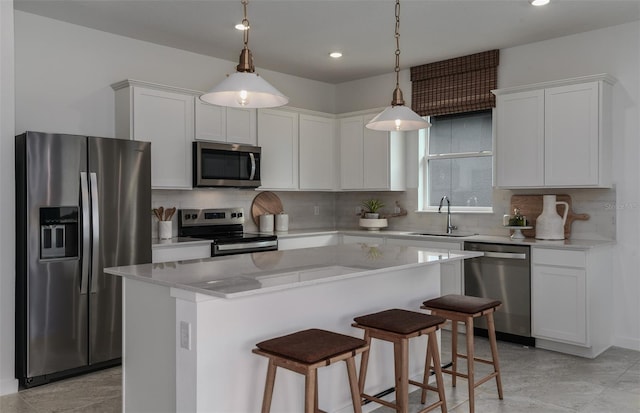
[15,131,151,388]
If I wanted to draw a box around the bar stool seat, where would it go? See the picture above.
[253,328,368,413]
[422,295,503,413]
[352,308,448,413]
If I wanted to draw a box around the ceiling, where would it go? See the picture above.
[14,0,640,84]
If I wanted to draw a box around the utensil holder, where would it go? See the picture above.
[158,221,172,239]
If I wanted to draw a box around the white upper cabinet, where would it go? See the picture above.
[226,107,257,146]
[339,116,364,190]
[195,99,257,145]
[299,114,337,191]
[494,74,614,188]
[258,108,299,190]
[112,80,194,190]
[195,99,225,141]
[495,90,545,187]
[339,112,405,191]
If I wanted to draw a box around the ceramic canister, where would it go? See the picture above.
[275,213,289,232]
[259,214,274,233]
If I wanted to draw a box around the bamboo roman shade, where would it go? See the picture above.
[410,49,499,117]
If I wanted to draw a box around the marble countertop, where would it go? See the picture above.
[106,244,481,299]
[276,228,614,250]
[152,237,212,248]
[151,229,614,251]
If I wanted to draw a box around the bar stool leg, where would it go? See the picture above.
[428,331,448,412]
[393,339,410,413]
[419,335,432,404]
[358,330,371,395]
[345,358,363,413]
[261,360,277,413]
[465,316,475,413]
[451,319,458,388]
[486,312,504,400]
[305,368,317,413]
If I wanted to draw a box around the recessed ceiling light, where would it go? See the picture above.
[329,52,343,59]
[235,23,249,30]
[530,0,550,6]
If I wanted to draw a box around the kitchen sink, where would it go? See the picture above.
[409,232,477,238]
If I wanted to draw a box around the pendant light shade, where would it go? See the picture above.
[366,0,430,132]
[200,72,288,108]
[200,0,288,108]
[366,104,431,131]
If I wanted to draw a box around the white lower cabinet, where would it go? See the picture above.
[385,238,463,296]
[152,242,212,263]
[277,234,339,251]
[531,246,612,358]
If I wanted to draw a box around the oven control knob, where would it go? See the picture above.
[237,212,243,218]
[231,213,237,218]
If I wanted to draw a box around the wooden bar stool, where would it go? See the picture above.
[421,295,503,413]
[253,328,368,413]
[352,308,448,413]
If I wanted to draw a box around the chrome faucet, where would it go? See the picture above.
[438,196,457,234]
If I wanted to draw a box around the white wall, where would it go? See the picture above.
[336,21,640,350]
[0,0,17,397]
[13,11,337,138]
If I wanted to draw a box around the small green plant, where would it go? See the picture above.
[361,199,385,214]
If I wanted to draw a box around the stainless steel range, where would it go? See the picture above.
[178,208,277,256]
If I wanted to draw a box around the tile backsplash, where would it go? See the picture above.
[152,186,615,241]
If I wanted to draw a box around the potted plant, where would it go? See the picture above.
[361,199,384,219]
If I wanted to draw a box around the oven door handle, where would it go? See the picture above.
[217,240,277,251]
[482,251,527,260]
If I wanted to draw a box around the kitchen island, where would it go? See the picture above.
[105,244,481,413]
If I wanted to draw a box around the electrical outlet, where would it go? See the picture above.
[180,321,191,350]
[314,206,320,216]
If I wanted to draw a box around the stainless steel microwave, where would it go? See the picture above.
[193,141,261,188]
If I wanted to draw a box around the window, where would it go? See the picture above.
[419,110,493,212]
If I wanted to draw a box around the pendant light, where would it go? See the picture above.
[366,0,430,131]
[200,0,288,108]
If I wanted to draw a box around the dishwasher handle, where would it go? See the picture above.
[482,251,527,260]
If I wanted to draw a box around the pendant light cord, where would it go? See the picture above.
[394,0,401,89]
[390,0,405,106]
[242,0,250,50]
[236,0,255,73]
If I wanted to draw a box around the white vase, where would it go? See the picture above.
[535,195,568,240]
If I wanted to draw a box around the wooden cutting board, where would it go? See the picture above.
[510,194,590,239]
[251,191,284,226]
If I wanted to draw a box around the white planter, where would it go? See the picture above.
[359,218,388,231]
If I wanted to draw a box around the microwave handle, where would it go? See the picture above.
[249,153,256,180]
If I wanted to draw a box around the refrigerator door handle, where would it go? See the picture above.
[80,172,91,294]
[89,172,100,294]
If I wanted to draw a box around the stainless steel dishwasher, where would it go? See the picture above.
[463,242,534,346]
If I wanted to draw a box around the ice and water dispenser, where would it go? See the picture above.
[39,207,79,260]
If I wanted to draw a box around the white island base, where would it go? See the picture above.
[113,245,479,413]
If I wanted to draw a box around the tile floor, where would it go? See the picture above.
[1,332,638,413]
